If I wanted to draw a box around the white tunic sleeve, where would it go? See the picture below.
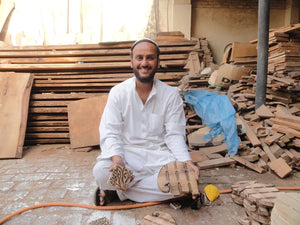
[164,90,191,162]
[99,87,124,159]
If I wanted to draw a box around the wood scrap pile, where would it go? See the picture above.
[186,75,300,177]
[0,38,212,145]
[231,180,280,225]
[178,38,214,91]
[185,24,300,178]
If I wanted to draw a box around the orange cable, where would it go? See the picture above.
[1,186,299,225]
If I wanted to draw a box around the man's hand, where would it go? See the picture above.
[109,155,134,193]
[109,155,125,172]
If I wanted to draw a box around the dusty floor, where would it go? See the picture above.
[0,144,299,225]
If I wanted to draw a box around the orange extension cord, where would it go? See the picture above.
[1,187,300,224]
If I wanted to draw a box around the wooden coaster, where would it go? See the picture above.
[157,161,199,196]
[140,211,176,225]
[107,164,133,191]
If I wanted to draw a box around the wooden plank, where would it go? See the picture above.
[32,71,187,79]
[0,72,33,158]
[261,142,277,162]
[25,138,70,144]
[272,124,300,138]
[264,132,284,145]
[240,117,261,147]
[271,192,300,225]
[25,133,69,138]
[32,81,178,87]
[29,107,67,113]
[31,93,104,100]
[196,157,235,169]
[255,104,274,118]
[268,157,292,178]
[67,94,108,149]
[0,46,195,57]
[0,53,188,64]
[270,118,300,130]
[0,62,131,71]
[233,156,264,173]
[28,115,68,121]
[189,151,209,163]
[199,142,228,154]
[0,40,197,51]
[26,127,69,132]
[27,121,69,126]
[30,100,73,107]
[188,126,224,147]
[33,74,183,84]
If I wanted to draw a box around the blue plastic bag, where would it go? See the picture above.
[183,89,240,156]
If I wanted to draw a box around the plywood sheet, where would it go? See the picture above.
[0,72,33,158]
[67,94,108,149]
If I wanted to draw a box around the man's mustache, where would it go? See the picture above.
[137,65,152,69]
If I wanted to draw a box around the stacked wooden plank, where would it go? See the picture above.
[0,39,210,145]
[250,23,300,78]
[177,38,214,91]
[231,181,280,225]
[267,24,300,77]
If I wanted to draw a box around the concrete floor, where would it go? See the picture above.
[0,144,299,225]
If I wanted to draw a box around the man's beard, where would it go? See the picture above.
[133,66,157,83]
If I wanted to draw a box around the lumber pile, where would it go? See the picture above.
[185,25,300,178]
[178,38,214,91]
[187,85,300,177]
[267,24,300,78]
[0,38,212,145]
[231,180,280,225]
[224,25,300,177]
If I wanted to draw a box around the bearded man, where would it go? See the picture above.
[93,38,199,205]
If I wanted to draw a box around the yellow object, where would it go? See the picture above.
[204,184,220,202]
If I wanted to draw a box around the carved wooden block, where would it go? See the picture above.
[141,211,176,225]
[157,161,199,196]
[107,165,133,191]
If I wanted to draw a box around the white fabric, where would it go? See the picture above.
[93,77,191,202]
[93,158,174,202]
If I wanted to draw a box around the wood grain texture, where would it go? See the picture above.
[0,72,33,158]
[67,94,108,149]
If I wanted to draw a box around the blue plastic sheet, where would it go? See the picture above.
[183,89,240,156]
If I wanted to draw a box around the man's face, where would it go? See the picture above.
[130,41,160,83]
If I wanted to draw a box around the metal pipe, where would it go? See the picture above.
[255,0,270,109]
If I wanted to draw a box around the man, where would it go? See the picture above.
[93,38,199,206]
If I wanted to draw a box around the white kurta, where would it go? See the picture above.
[93,77,191,202]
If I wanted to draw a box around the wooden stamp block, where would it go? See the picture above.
[107,165,133,191]
[157,161,199,196]
[141,211,176,225]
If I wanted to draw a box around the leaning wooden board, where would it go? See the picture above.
[67,94,108,149]
[0,72,33,158]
